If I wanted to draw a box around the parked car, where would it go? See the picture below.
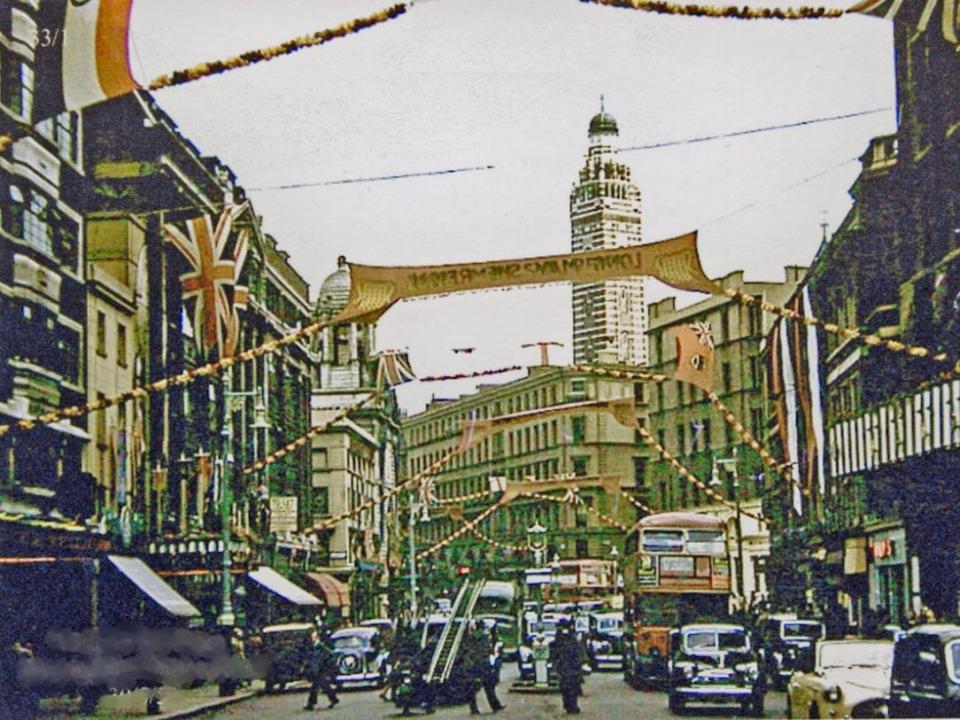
[787,639,893,719]
[756,614,825,688]
[259,622,314,692]
[587,611,624,670]
[890,624,960,718]
[330,626,390,687]
[667,623,764,717]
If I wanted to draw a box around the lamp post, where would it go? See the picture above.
[712,449,745,601]
[250,395,270,533]
[550,552,561,605]
[218,384,258,629]
[610,545,620,593]
[408,501,428,619]
[527,521,547,619]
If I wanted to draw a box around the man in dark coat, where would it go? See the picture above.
[480,640,506,713]
[304,627,339,710]
[552,619,584,714]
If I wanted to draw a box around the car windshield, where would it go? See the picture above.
[533,622,558,635]
[686,629,748,652]
[333,634,370,649]
[818,642,892,670]
[783,622,823,639]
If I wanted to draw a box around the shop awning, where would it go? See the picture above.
[108,555,201,618]
[248,565,322,606]
[306,572,350,607]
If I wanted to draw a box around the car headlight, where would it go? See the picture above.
[824,685,842,703]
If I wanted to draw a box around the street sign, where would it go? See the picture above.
[269,496,298,533]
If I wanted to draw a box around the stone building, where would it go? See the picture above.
[570,107,646,367]
[645,267,806,606]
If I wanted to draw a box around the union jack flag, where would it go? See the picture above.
[373,349,417,390]
[164,206,250,359]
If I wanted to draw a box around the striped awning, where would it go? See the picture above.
[306,572,350,608]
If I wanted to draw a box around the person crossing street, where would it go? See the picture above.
[552,618,584,714]
[303,626,339,711]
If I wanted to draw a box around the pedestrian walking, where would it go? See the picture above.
[481,641,506,713]
[455,624,486,714]
[552,619,584,714]
[303,626,340,710]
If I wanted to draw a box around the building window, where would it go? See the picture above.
[116,323,127,367]
[676,423,686,456]
[656,383,664,412]
[633,456,647,487]
[676,381,685,406]
[2,60,34,119]
[722,362,732,394]
[750,408,763,442]
[571,416,586,444]
[702,418,712,449]
[315,448,328,469]
[313,487,329,516]
[576,538,589,558]
[720,306,731,343]
[96,312,107,357]
[570,379,586,397]
[572,456,588,477]
[749,355,760,388]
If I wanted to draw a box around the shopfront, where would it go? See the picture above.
[868,526,908,625]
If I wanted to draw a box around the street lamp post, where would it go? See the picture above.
[712,449,746,602]
[408,501,428,619]
[550,553,561,605]
[527,521,547,619]
[218,384,258,629]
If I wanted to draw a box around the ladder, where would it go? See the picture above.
[425,578,484,684]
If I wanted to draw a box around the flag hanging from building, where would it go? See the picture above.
[374,350,416,390]
[34,0,139,121]
[673,321,715,393]
[847,0,959,44]
[767,289,827,515]
[164,206,250,359]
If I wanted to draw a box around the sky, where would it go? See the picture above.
[127,0,896,414]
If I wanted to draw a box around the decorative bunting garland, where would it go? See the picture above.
[242,392,380,476]
[146,5,408,91]
[571,363,809,501]
[633,420,764,523]
[521,490,630,533]
[705,390,811,498]
[417,366,524,383]
[726,289,959,370]
[436,489,494,506]
[581,0,842,19]
[465,526,528,553]
[315,445,463,531]
[415,499,508,561]
[619,490,654,516]
[0,316,329,439]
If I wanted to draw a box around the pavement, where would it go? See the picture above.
[38,680,269,719]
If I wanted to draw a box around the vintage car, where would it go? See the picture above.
[259,622,314,692]
[786,639,893,719]
[667,623,764,717]
[889,624,960,718]
[587,611,624,670]
[756,614,825,688]
[330,626,390,687]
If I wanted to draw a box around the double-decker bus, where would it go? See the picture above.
[621,511,731,687]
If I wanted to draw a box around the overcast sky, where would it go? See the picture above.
[128,0,896,414]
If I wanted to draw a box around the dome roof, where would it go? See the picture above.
[316,256,351,318]
[588,111,618,136]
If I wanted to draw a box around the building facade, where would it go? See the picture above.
[764,7,960,630]
[309,260,403,618]
[401,362,646,594]
[570,108,647,367]
[645,267,806,607]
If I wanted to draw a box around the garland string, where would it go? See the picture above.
[581,0,843,20]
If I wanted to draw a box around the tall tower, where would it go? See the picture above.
[570,103,647,366]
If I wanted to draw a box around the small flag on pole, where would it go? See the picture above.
[374,350,416,389]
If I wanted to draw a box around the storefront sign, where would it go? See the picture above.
[659,556,695,577]
[870,528,906,567]
[635,555,658,586]
[269,496,298,533]
[830,380,960,477]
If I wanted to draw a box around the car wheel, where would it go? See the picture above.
[809,702,821,719]
[851,701,888,719]
[265,680,275,693]
[668,693,685,715]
